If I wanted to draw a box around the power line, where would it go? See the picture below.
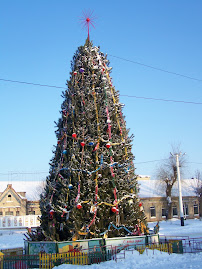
[188,162,202,165]
[0,78,66,90]
[0,171,48,175]
[121,94,202,105]
[108,54,202,82]
[135,158,169,164]
[135,159,202,165]
[1,77,201,105]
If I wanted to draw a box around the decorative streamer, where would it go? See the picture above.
[100,222,133,236]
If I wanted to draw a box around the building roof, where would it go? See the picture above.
[138,178,198,198]
[0,181,45,201]
[0,179,198,201]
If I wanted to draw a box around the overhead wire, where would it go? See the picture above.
[0,77,201,105]
[108,54,202,82]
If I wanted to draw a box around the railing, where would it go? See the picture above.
[0,239,202,268]
[2,254,39,269]
[160,236,202,253]
[0,215,40,229]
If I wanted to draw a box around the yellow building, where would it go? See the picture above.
[0,184,40,217]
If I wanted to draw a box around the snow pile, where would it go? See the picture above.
[54,250,202,269]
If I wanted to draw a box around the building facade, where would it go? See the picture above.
[0,184,40,217]
[141,196,200,222]
[138,178,200,222]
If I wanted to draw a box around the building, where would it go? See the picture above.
[0,181,43,228]
[138,177,200,222]
[0,179,200,226]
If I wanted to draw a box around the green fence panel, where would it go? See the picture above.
[170,240,183,254]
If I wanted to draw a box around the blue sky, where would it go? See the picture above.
[0,0,201,181]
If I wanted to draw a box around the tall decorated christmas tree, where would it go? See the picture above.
[39,22,147,241]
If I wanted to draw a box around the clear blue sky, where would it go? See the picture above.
[0,0,201,181]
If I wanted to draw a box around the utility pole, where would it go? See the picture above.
[171,152,184,226]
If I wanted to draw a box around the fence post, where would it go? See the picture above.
[0,252,4,269]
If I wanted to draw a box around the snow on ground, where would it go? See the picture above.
[54,219,202,269]
[149,218,202,238]
[0,219,202,268]
[0,229,26,250]
[54,250,202,269]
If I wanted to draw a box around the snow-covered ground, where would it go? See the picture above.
[0,228,26,250]
[149,218,202,238]
[0,219,202,268]
[55,250,202,269]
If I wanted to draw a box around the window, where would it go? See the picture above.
[162,208,166,217]
[150,206,156,218]
[183,204,189,216]
[5,211,13,216]
[29,211,35,215]
[172,207,178,216]
[7,194,12,201]
[194,204,199,215]
[0,212,2,216]
[16,211,20,216]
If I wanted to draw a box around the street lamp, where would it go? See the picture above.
[171,152,185,226]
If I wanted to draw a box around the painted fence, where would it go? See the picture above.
[0,215,40,228]
[26,235,153,255]
[0,252,3,269]
[0,242,174,269]
[39,252,89,268]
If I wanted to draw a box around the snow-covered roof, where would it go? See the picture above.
[138,179,198,198]
[0,179,198,201]
[0,181,45,201]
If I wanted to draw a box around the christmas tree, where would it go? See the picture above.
[39,38,147,241]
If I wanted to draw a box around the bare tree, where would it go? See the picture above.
[155,148,186,219]
[192,170,202,217]
[31,181,46,201]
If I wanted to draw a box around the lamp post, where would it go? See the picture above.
[171,152,184,226]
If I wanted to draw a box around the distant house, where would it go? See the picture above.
[0,182,43,228]
[138,177,200,222]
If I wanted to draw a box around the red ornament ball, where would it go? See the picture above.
[139,202,142,207]
[77,203,82,209]
[106,143,111,149]
[74,71,77,75]
[111,207,117,213]
[80,141,85,147]
[49,209,55,216]
[72,133,77,139]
